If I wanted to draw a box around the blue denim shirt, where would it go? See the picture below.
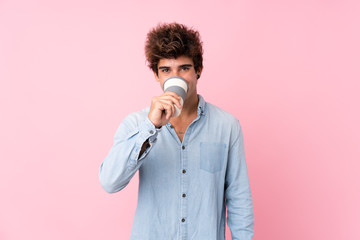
[99,95,254,240]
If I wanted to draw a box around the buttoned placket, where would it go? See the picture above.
[166,107,203,240]
[180,140,188,239]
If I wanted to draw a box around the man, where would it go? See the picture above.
[99,22,254,240]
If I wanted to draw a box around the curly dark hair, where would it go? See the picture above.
[145,22,203,75]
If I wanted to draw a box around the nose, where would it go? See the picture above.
[169,69,180,78]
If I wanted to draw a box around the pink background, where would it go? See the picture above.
[1,0,359,239]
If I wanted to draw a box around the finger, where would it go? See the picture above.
[155,99,173,118]
[163,104,173,120]
[160,94,182,109]
[162,101,175,119]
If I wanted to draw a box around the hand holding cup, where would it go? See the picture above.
[148,76,188,128]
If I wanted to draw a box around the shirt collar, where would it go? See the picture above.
[197,94,207,116]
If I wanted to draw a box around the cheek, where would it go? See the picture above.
[160,81,166,91]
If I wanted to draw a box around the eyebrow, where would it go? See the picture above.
[158,64,193,69]
[179,64,193,68]
[158,66,170,69]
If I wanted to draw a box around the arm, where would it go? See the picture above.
[99,114,160,193]
[225,122,254,239]
[99,91,181,194]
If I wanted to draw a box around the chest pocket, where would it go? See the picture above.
[200,142,227,173]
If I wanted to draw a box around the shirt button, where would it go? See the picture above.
[182,193,186,198]
[149,130,154,134]
[182,169,186,174]
[181,218,185,222]
[182,146,185,150]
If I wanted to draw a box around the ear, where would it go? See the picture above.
[196,67,203,79]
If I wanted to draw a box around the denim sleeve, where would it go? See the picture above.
[225,121,254,239]
[99,114,160,193]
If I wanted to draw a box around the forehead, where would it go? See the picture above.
[158,56,194,67]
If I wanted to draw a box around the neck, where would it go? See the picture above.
[181,94,198,115]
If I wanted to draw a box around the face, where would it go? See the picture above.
[154,56,201,100]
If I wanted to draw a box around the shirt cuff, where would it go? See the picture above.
[139,117,161,142]
[130,117,161,163]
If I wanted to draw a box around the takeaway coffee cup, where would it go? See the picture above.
[163,76,189,117]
